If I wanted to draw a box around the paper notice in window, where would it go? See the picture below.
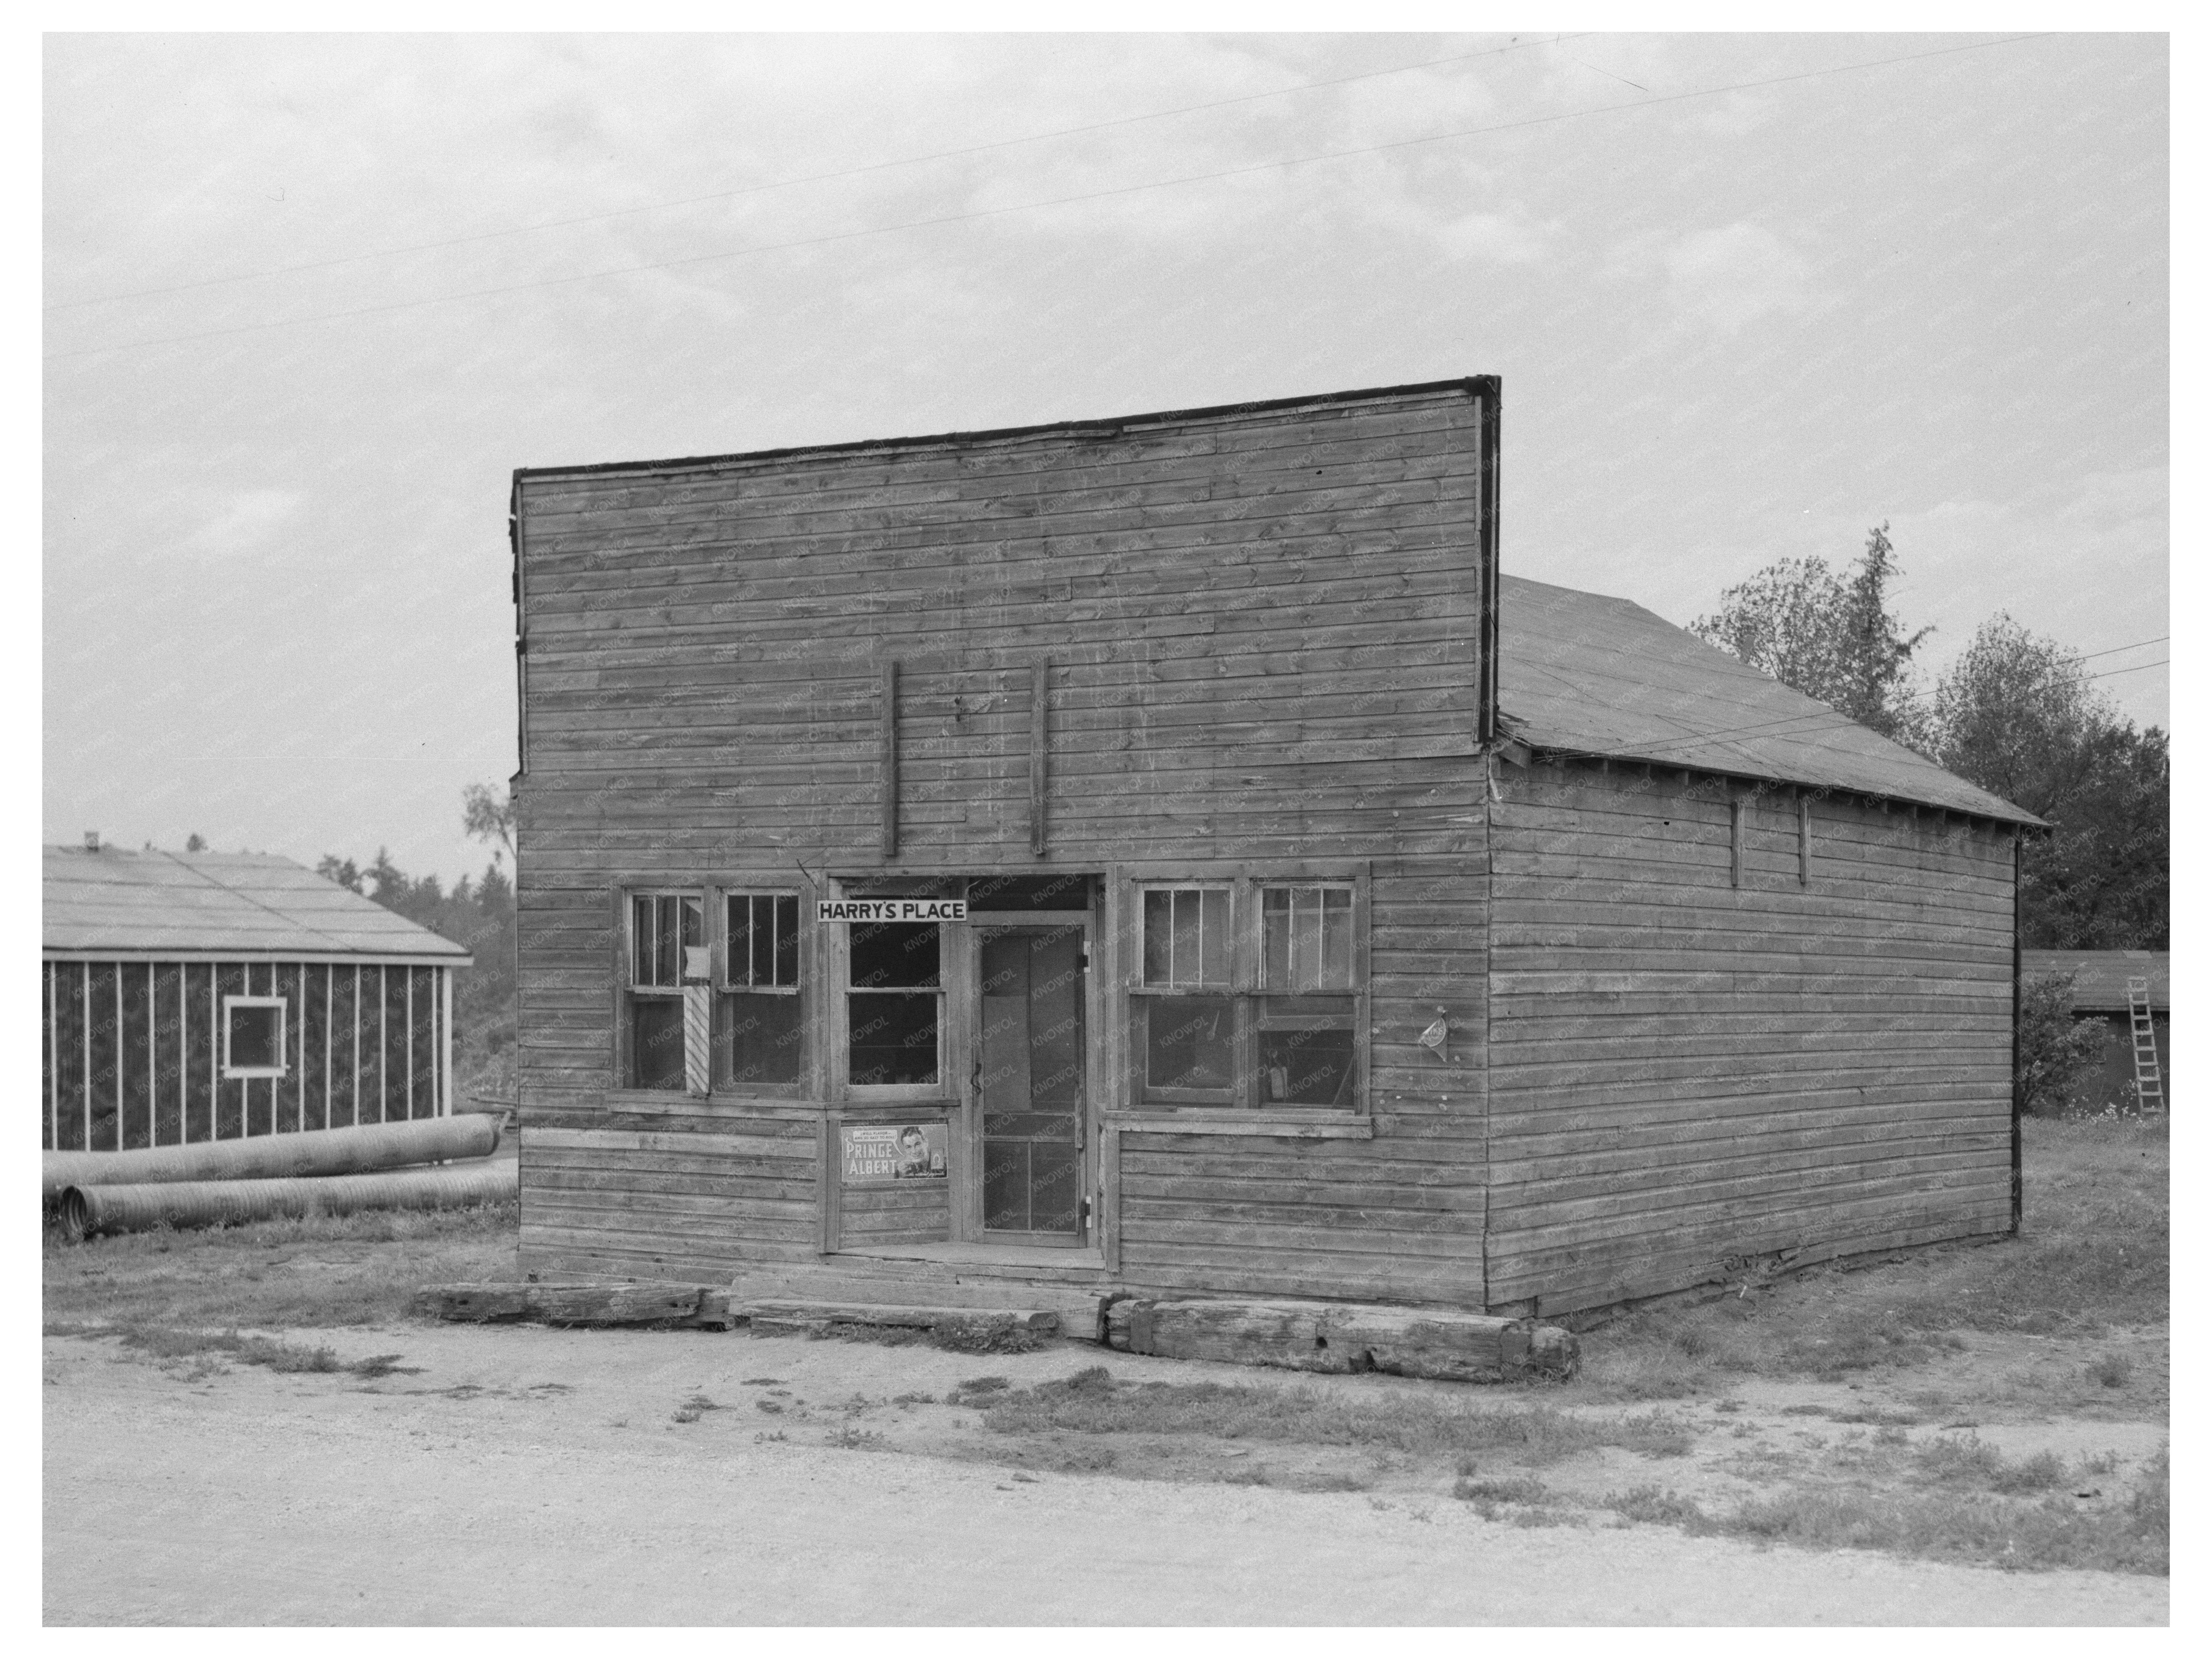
[841,1122,949,1183]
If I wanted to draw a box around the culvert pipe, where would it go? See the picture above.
[60,1159,518,1242]
[42,1114,503,1203]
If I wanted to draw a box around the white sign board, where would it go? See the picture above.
[817,898,968,923]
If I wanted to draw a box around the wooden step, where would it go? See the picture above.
[1105,1295,1580,1384]
[414,1280,738,1330]
[737,1299,1060,1341]
[730,1261,1111,1341]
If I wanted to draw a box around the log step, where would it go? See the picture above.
[1104,1296,1579,1384]
[737,1299,1060,1340]
[412,1280,737,1330]
[731,1265,1108,1340]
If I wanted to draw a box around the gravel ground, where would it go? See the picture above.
[43,1323,2167,1627]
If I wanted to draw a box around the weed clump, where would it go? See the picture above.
[974,1368,1690,1466]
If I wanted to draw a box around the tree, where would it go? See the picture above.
[1692,523,1933,745]
[2015,971,2113,1116]
[1931,614,2167,950]
[185,832,207,853]
[463,782,515,869]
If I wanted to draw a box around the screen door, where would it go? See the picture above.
[975,923,1086,1243]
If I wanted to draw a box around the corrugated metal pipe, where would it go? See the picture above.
[42,1114,502,1203]
[60,1159,518,1242]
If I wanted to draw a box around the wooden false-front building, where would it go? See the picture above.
[508,378,2039,1320]
[41,842,470,1152]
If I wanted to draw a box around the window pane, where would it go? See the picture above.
[1321,888,1353,988]
[851,920,939,988]
[655,896,679,986]
[1262,888,1289,988]
[1258,996,1357,1106]
[774,895,800,987]
[632,896,655,986]
[228,1005,281,1071]
[631,998,685,1090]
[1142,890,1172,985]
[717,990,803,1085]
[1199,888,1229,984]
[1142,994,1235,1095]
[728,894,756,986]
[1144,887,1230,987]
[1262,884,1354,991]
[848,991,938,1085]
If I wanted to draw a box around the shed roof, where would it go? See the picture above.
[2020,950,2167,1012]
[43,846,471,962]
[1497,575,2040,824]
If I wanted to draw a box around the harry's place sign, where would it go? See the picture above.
[817,899,969,923]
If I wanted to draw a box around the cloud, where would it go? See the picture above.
[1432,208,1551,264]
[180,488,303,556]
[1662,223,1817,332]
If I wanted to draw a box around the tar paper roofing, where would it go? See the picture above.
[43,846,471,962]
[1497,575,2040,825]
[2019,951,2167,1012]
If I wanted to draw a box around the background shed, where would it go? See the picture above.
[41,843,471,1152]
[2021,949,2169,1111]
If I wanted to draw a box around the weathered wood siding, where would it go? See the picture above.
[1115,854,1490,1307]
[1484,759,2016,1316]
[39,959,449,1153]
[512,384,1492,1293]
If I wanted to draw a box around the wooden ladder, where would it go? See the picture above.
[2127,976,2165,1113]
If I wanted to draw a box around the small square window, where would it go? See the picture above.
[223,996,287,1078]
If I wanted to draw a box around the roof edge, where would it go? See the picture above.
[1503,735,2047,829]
[513,374,1495,485]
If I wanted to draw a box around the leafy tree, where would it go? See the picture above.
[1932,614,2167,950]
[185,832,207,853]
[1692,523,1934,744]
[2015,971,2113,1117]
[463,782,515,869]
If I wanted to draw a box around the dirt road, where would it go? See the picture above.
[42,1324,2165,1626]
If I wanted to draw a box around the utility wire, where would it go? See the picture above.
[48,34,1584,313]
[46,32,2051,364]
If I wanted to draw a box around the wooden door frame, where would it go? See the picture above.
[961,909,1097,1247]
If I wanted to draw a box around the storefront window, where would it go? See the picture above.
[718,892,803,1086]
[848,918,940,1086]
[628,892,700,1090]
[1131,878,1363,1111]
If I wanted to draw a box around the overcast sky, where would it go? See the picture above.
[43,30,2169,882]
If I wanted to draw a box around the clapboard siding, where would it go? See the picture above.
[512,385,1491,1288]
[518,1125,822,1271]
[1110,856,1489,1306]
[1484,758,2015,1316]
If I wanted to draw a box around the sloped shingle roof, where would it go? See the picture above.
[2020,950,2167,1012]
[1497,575,2040,825]
[43,846,470,961]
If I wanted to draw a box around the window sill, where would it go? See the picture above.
[1108,1112,1374,1140]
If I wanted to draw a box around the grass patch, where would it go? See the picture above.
[975,1364,1692,1466]
[1604,1443,2169,1576]
[1575,1117,2169,1395]
[106,1325,419,1378]
[45,1201,518,1331]
[671,1394,722,1424]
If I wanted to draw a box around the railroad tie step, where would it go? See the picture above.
[735,1299,1060,1340]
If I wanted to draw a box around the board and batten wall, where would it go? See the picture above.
[1483,757,2017,1317]
[40,959,454,1153]
[510,382,1496,1298]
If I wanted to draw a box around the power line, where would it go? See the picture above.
[48,34,1584,313]
[46,32,2051,364]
